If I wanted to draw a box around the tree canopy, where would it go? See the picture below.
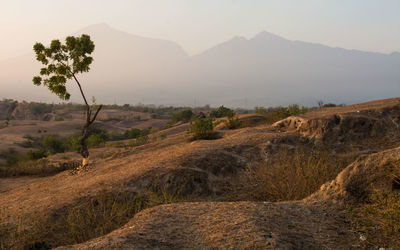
[33,34,95,101]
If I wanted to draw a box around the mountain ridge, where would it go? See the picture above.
[0,23,399,107]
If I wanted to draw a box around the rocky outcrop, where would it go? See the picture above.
[273,103,400,146]
[306,147,400,205]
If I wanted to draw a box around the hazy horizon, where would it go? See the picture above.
[1,0,400,61]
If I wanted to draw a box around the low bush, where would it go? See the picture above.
[189,117,216,140]
[223,112,241,129]
[171,109,194,123]
[210,105,234,118]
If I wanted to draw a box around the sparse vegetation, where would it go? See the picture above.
[348,169,400,248]
[255,104,310,124]
[209,105,234,118]
[189,116,216,140]
[231,146,351,202]
[0,186,187,249]
[223,111,241,129]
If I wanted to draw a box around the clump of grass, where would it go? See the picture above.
[348,174,400,248]
[0,159,79,177]
[223,112,241,129]
[230,146,351,202]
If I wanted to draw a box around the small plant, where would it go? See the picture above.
[224,112,241,129]
[160,132,167,140]
[189,117,215,140]
[209,105,234,118]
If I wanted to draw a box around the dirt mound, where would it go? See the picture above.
[306,147,400,205]
[58,142,400,249]
[57,202,353,249]
[274,97,400,146]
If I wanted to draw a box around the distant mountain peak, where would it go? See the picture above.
[252,31,286,41]
[77,23,115,34]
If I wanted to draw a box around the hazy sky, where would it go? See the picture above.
[1,0,399,60]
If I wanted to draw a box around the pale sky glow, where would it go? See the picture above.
[0,0,399,61]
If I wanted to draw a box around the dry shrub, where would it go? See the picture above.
[231,147,351,202]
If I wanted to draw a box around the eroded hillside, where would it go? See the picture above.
[1,98,400,249]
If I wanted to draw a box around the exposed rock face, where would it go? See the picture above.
[273,101,400,146]
[306,147,400,205]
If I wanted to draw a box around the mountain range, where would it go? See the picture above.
[1,23,399,107]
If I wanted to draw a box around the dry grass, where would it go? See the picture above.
[230,146,353,202]
[0,186,186,249]
[0,159,79,177]
[348,169,400,249]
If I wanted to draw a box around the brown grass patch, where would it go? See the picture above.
[229,146,353,202]
[0,185,187,249]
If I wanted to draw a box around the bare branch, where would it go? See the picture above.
[90,105,103,124]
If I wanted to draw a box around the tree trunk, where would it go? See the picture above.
[79,104,102,167]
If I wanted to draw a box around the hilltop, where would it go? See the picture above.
[1,97,400,249]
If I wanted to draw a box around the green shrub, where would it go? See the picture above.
[255,107,267,115]
[87,131,108,148]
[26,149,47,160]
[224,112,241,129]
[125,128,141,139]
[210,105,234,118]
[189,117,215,140]
[160,132,167,140]
[171,109,194,123]
[65,135,81,151]
[42,136,65,155]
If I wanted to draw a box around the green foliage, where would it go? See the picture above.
[87,131,108,148]
[108,131,125,141]
[33,34,95,100]
[29,103,53,116]
[65,135,81,151]
[160,132,167,140]
[349,191,400,248]
[224,112,241,129]
[128,135,149,147]
[323,103,337,108]
[171,109,194,123]
[210,105,234,118]
[256,104,310,124]
[125,128,149,139]
[125,128,141,139]
[255,107,267,115]
[189,117,215,140]
[42,136,65,155]
[26,149,47,160]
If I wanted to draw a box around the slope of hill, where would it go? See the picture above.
[1,97,400,249]
[1,24,399,106]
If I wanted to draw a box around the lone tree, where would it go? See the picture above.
[33,34,102,167]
